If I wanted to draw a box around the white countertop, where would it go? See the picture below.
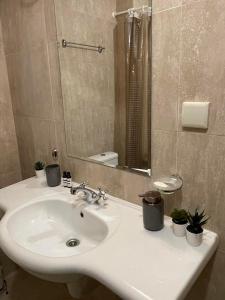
[0,178,218,300]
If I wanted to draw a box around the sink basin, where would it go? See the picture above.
[7,199,108,258]
[0,178,218,300]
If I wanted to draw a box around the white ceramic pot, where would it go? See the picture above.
[186,227,203,247]
[172,221,187,237]
[35,169,45,180]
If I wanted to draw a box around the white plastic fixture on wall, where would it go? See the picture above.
[182,101,210,129]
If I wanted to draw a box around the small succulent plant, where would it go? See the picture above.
[171,208,188,225]
[187,209,209,234]
[34,161,45,171]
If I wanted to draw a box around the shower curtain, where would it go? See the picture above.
[125,12,151,169]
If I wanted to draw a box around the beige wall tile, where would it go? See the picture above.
[47,42,64,121]
[0,0,46,55]
[0,50,12,105]
[0,171,22,190]
[13,116,35,179]
[6,45,53,119]
[152,7,181,131]
[0,19,3,49]
[151,130,177,178]
[0,110,21,174]
[56,0,116,20]
[179,0,225,135]
[0,44,21,188]
[44,0,57,42]
[116,0,133,11]
[14,116,57,178]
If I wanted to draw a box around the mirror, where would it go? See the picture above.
[55,0,152,176]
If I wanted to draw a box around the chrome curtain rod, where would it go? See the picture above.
[62,39,105,54]
[112,5,151,18]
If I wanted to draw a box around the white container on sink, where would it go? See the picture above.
[186,227,203,247]
[172,221,187,237]
[35,169,45,180]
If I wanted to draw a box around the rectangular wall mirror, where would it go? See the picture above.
[55,0,152,176]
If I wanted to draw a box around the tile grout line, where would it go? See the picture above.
[175,5,183,174]
[153,128,225,138]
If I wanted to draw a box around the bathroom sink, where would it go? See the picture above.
[6,199,109,258]
[0,178,219,300]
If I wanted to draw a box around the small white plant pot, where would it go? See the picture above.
[186,228,203,247]
[172,221,187,237]
[35,169,45,180]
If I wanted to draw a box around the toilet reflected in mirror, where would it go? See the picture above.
[88,152,119,168]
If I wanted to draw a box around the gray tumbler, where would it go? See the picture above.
[139,191,164,231]
[45,164,61,187]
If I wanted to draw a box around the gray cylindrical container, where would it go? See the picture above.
[45,164,61,187]
[139,191,164,231]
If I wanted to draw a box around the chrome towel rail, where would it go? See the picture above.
[62,39,105,54]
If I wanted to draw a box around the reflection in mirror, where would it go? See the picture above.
[55,0,152,176]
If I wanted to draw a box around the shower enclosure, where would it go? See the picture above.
[114,5,152,170]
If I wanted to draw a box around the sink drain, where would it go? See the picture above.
[66,238,80,247]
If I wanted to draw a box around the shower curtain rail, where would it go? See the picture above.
[62,39,105,54]
[112,5,151,18]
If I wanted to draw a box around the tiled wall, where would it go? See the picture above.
[0,0,61,179]
[0,19,21,188]
[0,0,225,299]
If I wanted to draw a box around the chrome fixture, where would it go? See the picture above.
[52,148,58,161]
[66,238,80,248]
[153,175,183,195]
[62,39,105,54]
[70,182,107,205]
[112,5,152,18]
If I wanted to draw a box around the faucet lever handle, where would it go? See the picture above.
[97,187,108,200]
[80,181,88,188]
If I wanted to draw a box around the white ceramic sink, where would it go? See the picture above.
[7,199,108,258]
[0,178,219,300]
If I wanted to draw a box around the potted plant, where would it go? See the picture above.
[186,209,209,247]
[170,208,188,237]
[34,161,45,179]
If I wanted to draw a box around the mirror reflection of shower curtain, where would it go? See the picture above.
[125,13,151,169]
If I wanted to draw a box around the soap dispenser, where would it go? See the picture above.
[139,191,164,231]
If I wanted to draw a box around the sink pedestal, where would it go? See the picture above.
[67,275,98,299]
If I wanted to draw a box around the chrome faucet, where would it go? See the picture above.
[70,182,107,206]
